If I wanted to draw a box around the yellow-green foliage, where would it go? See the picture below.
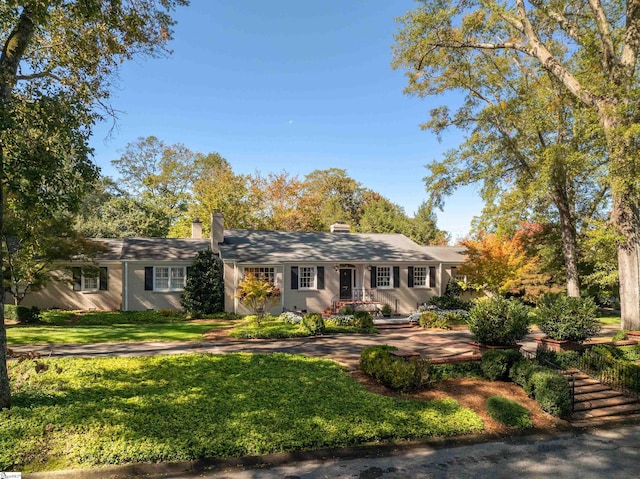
[2,354,483,472]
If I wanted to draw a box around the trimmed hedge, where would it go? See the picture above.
[4,305,40,324]
[481,349,523,381]
[360,345,429,393]
[467,297,530,346]
[529,370,572,417]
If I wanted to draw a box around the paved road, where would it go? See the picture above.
[162,424,640,479]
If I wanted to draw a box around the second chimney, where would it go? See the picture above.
[211,212,224,253]
[191,218,202,239]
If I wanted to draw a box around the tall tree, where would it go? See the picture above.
[112,136,198,227]
[393,0,640,329]
[0,0,188,409]
[409,201,450,245]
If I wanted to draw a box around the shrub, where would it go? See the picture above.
[339,304,356,315]
[467,297,530,346]
[359,345,429,392]
[481,349,523,381]
[486,396,533,429]
[430,361,483,381]
[380,304,393,316]
[440,310,469,323]
[419,311,450,330]
[353,311,374,329]
[5,305,41,324]
[529,370,572,417]
[428,295,470,311]
[509,359,543,395]
[301,313,325,335]
[535,348,581,370]
[181,250,225,315]
[326,314,354,326]
[537,296,600,342]
[279,311,302,324]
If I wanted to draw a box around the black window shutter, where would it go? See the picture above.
[186,266,193,278]
[370,266,377,288]
[72,267,82,291]
[291,266,299,290]
[408,266,414,288]
[429,266,437,288]
[144,267,154,291]
[393,266,400,288]
[316,267,324,289]
[99,267,108,291]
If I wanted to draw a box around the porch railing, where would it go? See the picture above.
[332,289,398,314]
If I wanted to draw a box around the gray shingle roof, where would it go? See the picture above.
[119,238,211,260]
[422,246,467,263]
[219,230,434,263]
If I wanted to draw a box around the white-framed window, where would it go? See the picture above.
[412,266,428,288]
[155,266,186,291]
[73,266,108,292]
[376,266,392,288]
[82,275,99,291]
[299,266,316,289]
[244,267,276,285]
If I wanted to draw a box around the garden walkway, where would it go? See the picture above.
[7,320,621,371]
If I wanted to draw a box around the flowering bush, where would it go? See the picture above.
[279,311,302,324]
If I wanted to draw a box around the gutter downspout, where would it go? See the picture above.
[281,263,285,311]
[233,262,238,315]
[123,262,128,311]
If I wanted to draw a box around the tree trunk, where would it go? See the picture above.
[612,194,640,331]
[0,144,9,410]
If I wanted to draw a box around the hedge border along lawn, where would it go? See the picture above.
[3,353,483,472]
[6,322,236,345]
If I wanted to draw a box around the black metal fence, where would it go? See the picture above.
[578,348,640,398]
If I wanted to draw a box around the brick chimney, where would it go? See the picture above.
[330,221,351,233]
[211,212,224,253]
[191,218,202,239]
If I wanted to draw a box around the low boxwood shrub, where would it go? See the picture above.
[486,396,533,429]
[430,361,483,381]
[537,296,601,342]
[5,305,41,324]
[535,348,581,370]
[353,311,374,329]
[419,311,450,330]
[509,359,546,395]
[481,349,523,381]
[428,295,470,311]
[301,313,325,335]
[467,297,530,346]
[529,370,572,417]
[359,345,429,392]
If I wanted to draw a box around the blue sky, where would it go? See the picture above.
[90,0,482,241]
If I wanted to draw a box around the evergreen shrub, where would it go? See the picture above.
[481,349,522,381]
[301,313,325,335]
[359,345,429,392]
[467,297,530,346]
[537,296,600,342]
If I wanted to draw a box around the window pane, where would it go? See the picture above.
[413,267,427,287]
[377,266,391,287]
[170,267,186,289]
[155,267,169,289]
[299,266,315,289]
[83,276,98,290]
[244,267,275,284]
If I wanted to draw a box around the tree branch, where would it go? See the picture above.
[587,0,616,73]
[529,0,582,43]
[0,7,36,103]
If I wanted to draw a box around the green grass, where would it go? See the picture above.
[36,309,239,326]
[229,316,377,339]
[3,353,484,472]
[6,322,234,344]
[485,396,533,429]
[597,314,621,326]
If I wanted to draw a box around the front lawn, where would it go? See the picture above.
[2,354,483,472]
[6,322,235,345]
[229,315,377,339]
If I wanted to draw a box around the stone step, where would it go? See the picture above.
[573,395,638,412]
[573,389,627,403]
[573,383,612,394]
[572,402,640,420]
[573,377,603,387]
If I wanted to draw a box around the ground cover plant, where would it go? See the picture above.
[2,353,483,472]
[230,314,376,339]
[485,396,533,429]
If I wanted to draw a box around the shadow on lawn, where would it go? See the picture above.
[7,353,481,468]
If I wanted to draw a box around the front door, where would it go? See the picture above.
[339,269,352,300]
